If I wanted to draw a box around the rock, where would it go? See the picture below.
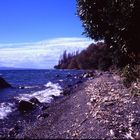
[62,88,71,96]
[0,76,11,89]
[67,84,72,88]
[41,105,49,111]
[19,86,25,89]
[74,76,79,79]
[8,128,17,137]
[76,80,83,84]
[37,113,49,120]
[8,124,19,137]
[78,75,83,79]
[110,129,115,137]
[18,100,34,112]
[104,101,115,107]
[51,95,61,100]
[82,71,95,78]
[120,126,129,133]
[135,134,140,140]
[131,119,140,127]
[66,74,72,78]
[56,74,60,77]
[29,97,40,105]
[111,89,115,92]
[90,97,96,103]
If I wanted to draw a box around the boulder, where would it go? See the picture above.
[18,100,34,112]
[29,97,40,105]
[67,84,72,88]
[0,76,11,89]
[8,124,19,137]
[41,104,49,111]
[66,74,72,78]
[37,113,49,120]
[82,71,95,78]
[51,95,62,100]
[19,86,25,89]
[76,80,83,84]
[56,74,60,77]
[8,128,17,137]
[62,88,71,96]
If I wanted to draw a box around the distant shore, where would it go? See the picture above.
[16,71,140,139]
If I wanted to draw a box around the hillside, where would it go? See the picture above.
[54,42,113,70]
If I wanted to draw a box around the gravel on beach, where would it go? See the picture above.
[17,71,140,139]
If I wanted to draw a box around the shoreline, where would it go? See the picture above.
[16,71,140,139]
[0,70,88,138]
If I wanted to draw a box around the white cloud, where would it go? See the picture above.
[0,37,93,69]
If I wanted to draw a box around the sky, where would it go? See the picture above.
[0,0,93,69]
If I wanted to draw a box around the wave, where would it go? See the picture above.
[19,85,39,89]
[0,102,15,119]
[0,82,63,119]
[16,82,63,103]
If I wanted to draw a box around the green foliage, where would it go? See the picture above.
[77,0,140,66]
[54,43,112,70]
[54,50,79,69]
[122,64,139,87]
[55,0,140,87]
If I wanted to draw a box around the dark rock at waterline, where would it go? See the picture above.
[37,113,49,120]
[66,74,72,78]
[82,71,95,78]
[56,74,60,77]
[67,84,72,88]
[18,100,34,112]
[51,95,57,99]
[8,128,17,137]
[51,95,62,100]
[0,76,11,89]
[62,88,71,96]
[29,97,40,105]
[19,86,25,89]
[8,124,20,138]
[41,105,50,111]
[76,80,83,84]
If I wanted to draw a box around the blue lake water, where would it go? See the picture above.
[0,69,85,119]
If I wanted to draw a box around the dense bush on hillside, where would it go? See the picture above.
[76,0,140,67]
[55,0,139,86]
[54,42,112,71]
[54,50,79,69]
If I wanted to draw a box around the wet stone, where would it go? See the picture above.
[131,120,140,127]
[18,100,34,112]
[41,105,49,111]
[104,101,115,107]
[37,113,49,120]
[29,97,40,105]
[62,88,71,96]
[0,76,11,89]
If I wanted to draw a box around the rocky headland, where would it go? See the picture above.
[0,76,11,89]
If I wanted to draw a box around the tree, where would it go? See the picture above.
[54,42,112,70]
[77,0,140,67]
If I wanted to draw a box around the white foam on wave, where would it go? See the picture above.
[0,102,15,119]
[16,82,63,103]
[24,86,39,89]
[0,82,63,119]
[59,79,63,82]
